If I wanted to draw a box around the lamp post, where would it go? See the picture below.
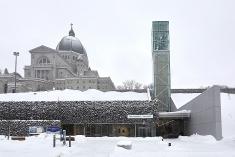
[13,52,19,93]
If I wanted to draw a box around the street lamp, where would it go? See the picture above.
[13,52,19,93]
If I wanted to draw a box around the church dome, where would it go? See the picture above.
[56,24,87,55]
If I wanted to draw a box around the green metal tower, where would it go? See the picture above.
[152,21,171,112]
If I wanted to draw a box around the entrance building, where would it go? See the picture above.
[0,97,190,137]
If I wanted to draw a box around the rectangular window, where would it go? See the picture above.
[37,70,40,78]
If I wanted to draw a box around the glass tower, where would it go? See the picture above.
[152,21,171,112]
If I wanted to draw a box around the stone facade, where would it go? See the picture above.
[0,80,6,93]
[0,25,115,93]
[0,120,61,136]
[0,101,157,124]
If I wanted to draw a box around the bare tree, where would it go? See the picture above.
[116,85,125,90]
[123,80,135,90]
[134,82,142,89]
[117,80,143,90]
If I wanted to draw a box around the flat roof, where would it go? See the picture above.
[158,110,191,119]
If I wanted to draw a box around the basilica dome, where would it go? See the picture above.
[56,25,87,55]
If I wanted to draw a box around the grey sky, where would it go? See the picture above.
[0,0,234,88]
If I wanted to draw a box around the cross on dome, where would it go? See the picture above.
[69,23,75,37]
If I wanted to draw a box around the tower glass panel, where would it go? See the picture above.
[152,21,171,112]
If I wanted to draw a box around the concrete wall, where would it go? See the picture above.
[179,86,222,140]
[170,98,177,111]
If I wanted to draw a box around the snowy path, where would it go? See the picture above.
[0,134,235,157]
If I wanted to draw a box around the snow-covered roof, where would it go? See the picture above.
[0,89,150,101]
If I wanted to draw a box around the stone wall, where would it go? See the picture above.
[0,101,157,124]
[0,80,5,93]
[0,101,158,136]
[0,120,60,136]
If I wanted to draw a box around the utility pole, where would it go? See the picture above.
[13,52,19,93]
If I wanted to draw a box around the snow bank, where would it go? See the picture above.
[0,89,149,101]
[178,134,217,143]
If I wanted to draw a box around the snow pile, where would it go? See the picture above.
[178,134,217,144]
[0,89,149,101]
[116,140,132,149]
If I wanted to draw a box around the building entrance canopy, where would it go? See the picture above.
[158,110,191,119]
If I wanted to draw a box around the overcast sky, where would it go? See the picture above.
[0,0,234,88]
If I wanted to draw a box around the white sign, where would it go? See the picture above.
[127,115,153,119]
[29,126,44,135]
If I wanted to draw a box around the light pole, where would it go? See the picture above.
[13,52,19,93]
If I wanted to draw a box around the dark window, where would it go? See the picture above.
[4,84,7,93]
[38,57,50,64]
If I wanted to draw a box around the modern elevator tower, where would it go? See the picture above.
[152,21,171,112]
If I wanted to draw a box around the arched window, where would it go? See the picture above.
[38,57,50,65]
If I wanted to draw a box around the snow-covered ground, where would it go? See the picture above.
[0,89,149,101]
[0,134,235,157]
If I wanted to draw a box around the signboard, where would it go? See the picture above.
[127,115,153,119]
[46,126,61,133]
[29,126,44,135]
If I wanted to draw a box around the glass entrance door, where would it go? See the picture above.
[137,127,151,137]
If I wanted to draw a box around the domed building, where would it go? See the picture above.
[56,26,89,76]
[22,25,115,92]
